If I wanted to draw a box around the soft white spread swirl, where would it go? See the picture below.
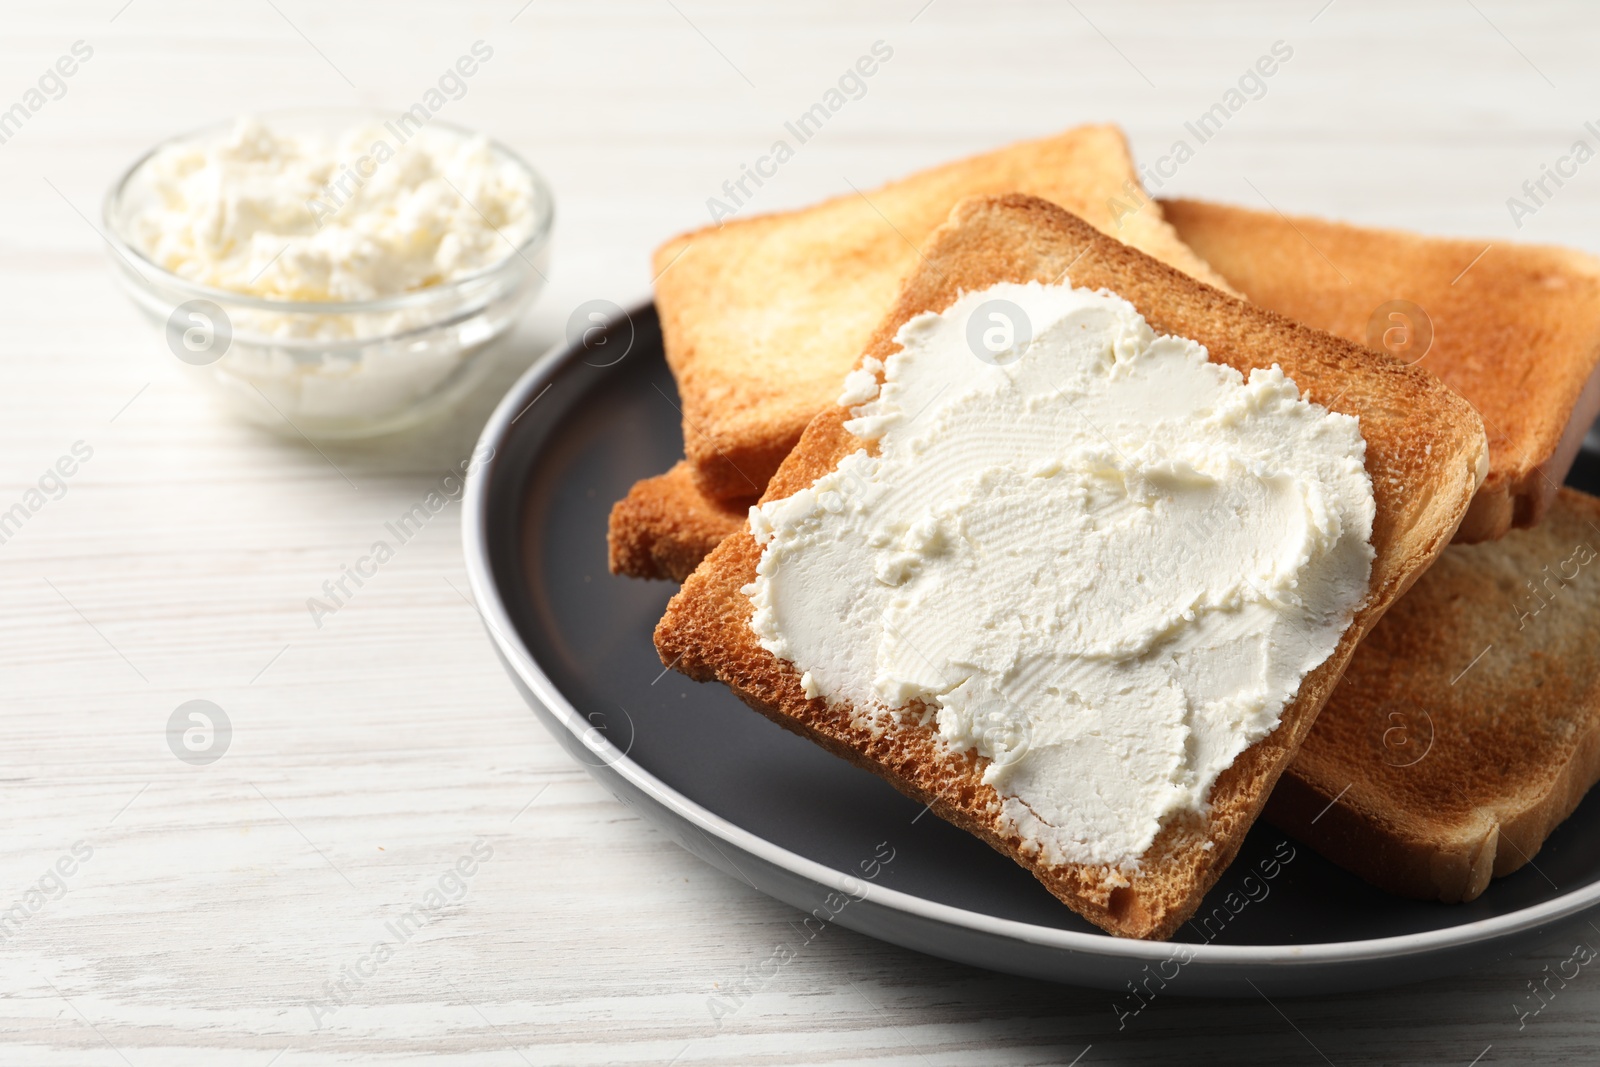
[744,281,1376,870]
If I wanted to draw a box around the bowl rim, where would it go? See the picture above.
[101,107,554,315]
[462,301,1600,972]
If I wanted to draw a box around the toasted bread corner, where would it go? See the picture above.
[608,461,749,582]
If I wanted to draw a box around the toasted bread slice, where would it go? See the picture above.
[655,194,1487,939]
[611,126,1233,579]
[1162,198,1600,543]
[656,125,1235,505]
[1268,487,1600,902]
[607,461,754,584]
[609,462,744,581]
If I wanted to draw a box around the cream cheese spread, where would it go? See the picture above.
[115,116,546,434]
[127,117,536,302]
[744,281,1376,870]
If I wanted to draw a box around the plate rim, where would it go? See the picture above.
[462,299,1600,971]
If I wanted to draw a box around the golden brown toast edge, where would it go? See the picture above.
[654,125,1237,505]
[1162,197,1600,543]
[607,461,751,584]
[654,193,1488,939]
[1269,487,1600,902]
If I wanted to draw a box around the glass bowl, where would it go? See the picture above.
[102,109,554,439]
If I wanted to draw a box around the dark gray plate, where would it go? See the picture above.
[463,302,1600,997]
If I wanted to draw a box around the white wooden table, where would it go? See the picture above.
[5,1,1600,1062]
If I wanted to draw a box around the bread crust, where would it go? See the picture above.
[653,125,1236,505]
[1269,488,1600,902]
[654,194,1487,939]
[607,461,750,582]
[1161,197,1600,543]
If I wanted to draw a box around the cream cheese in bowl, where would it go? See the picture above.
[745,281,1376,871]
[104,111,553,438]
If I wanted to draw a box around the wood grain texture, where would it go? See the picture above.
[6,0,1600,1062]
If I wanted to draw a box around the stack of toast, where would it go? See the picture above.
[605,125,1600,936]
